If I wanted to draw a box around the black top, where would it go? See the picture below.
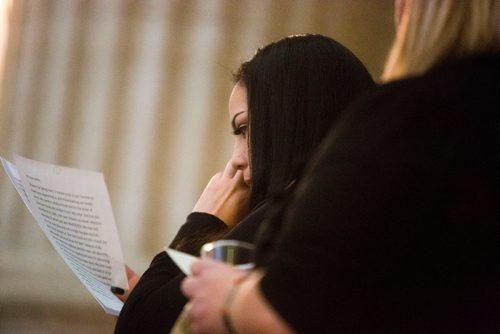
[114,202,269,333]
[259,54,500,333]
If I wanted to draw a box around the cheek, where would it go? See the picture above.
[242,140,249,163]
[233,138,249,163]
[243,143,251,180]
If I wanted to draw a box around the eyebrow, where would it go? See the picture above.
[231,111,247,130]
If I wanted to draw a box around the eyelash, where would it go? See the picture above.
[232,125,247,136]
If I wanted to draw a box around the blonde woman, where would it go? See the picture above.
[182,1,500,333]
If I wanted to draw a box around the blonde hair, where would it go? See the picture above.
[382,0,500,81]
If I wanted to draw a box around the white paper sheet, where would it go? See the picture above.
[1,155,128,315]
[166,248,198,276]
[1,156,33,212]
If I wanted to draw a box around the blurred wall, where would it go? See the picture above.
[0,0,394,332]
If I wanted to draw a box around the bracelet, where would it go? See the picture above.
[221,275,247,334]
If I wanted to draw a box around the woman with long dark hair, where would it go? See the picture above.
[115,34,374,333]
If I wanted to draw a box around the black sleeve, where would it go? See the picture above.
[169,212,228,255]
[114,212,227,333]
[114,251,187,333]
[259,68,500,333]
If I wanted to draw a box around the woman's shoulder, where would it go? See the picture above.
[373,53,500,105]
[307,53,500,173]
[334,52,500,129]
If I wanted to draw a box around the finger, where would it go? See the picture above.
[125,265,139,281]
[125,264,134,276]
[233,169,244,183]
[190,258,219,276]
[110,286,130,302]
[207,172,222,186]
[185,303,202,334]
[181,276,196,298]
[110,286,125,295]
[190,259,206,276]
[223,161,237,178]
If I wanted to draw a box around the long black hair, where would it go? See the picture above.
[234,34,375,208]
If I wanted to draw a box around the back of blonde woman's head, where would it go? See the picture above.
[382,0,500,81]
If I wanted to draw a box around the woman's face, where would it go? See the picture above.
[228,81,250,184]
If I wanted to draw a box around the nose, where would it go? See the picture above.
[229,141,249,172]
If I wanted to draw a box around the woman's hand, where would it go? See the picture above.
[181,259,246,333]
[193,162,251,228]
[111,264,141,303]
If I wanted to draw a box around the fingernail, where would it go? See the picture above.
[111,286,125,295]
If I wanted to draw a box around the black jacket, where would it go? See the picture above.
[259,54,500,333]
[115,202,268,333]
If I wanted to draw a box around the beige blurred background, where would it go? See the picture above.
[0,0,394,332]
